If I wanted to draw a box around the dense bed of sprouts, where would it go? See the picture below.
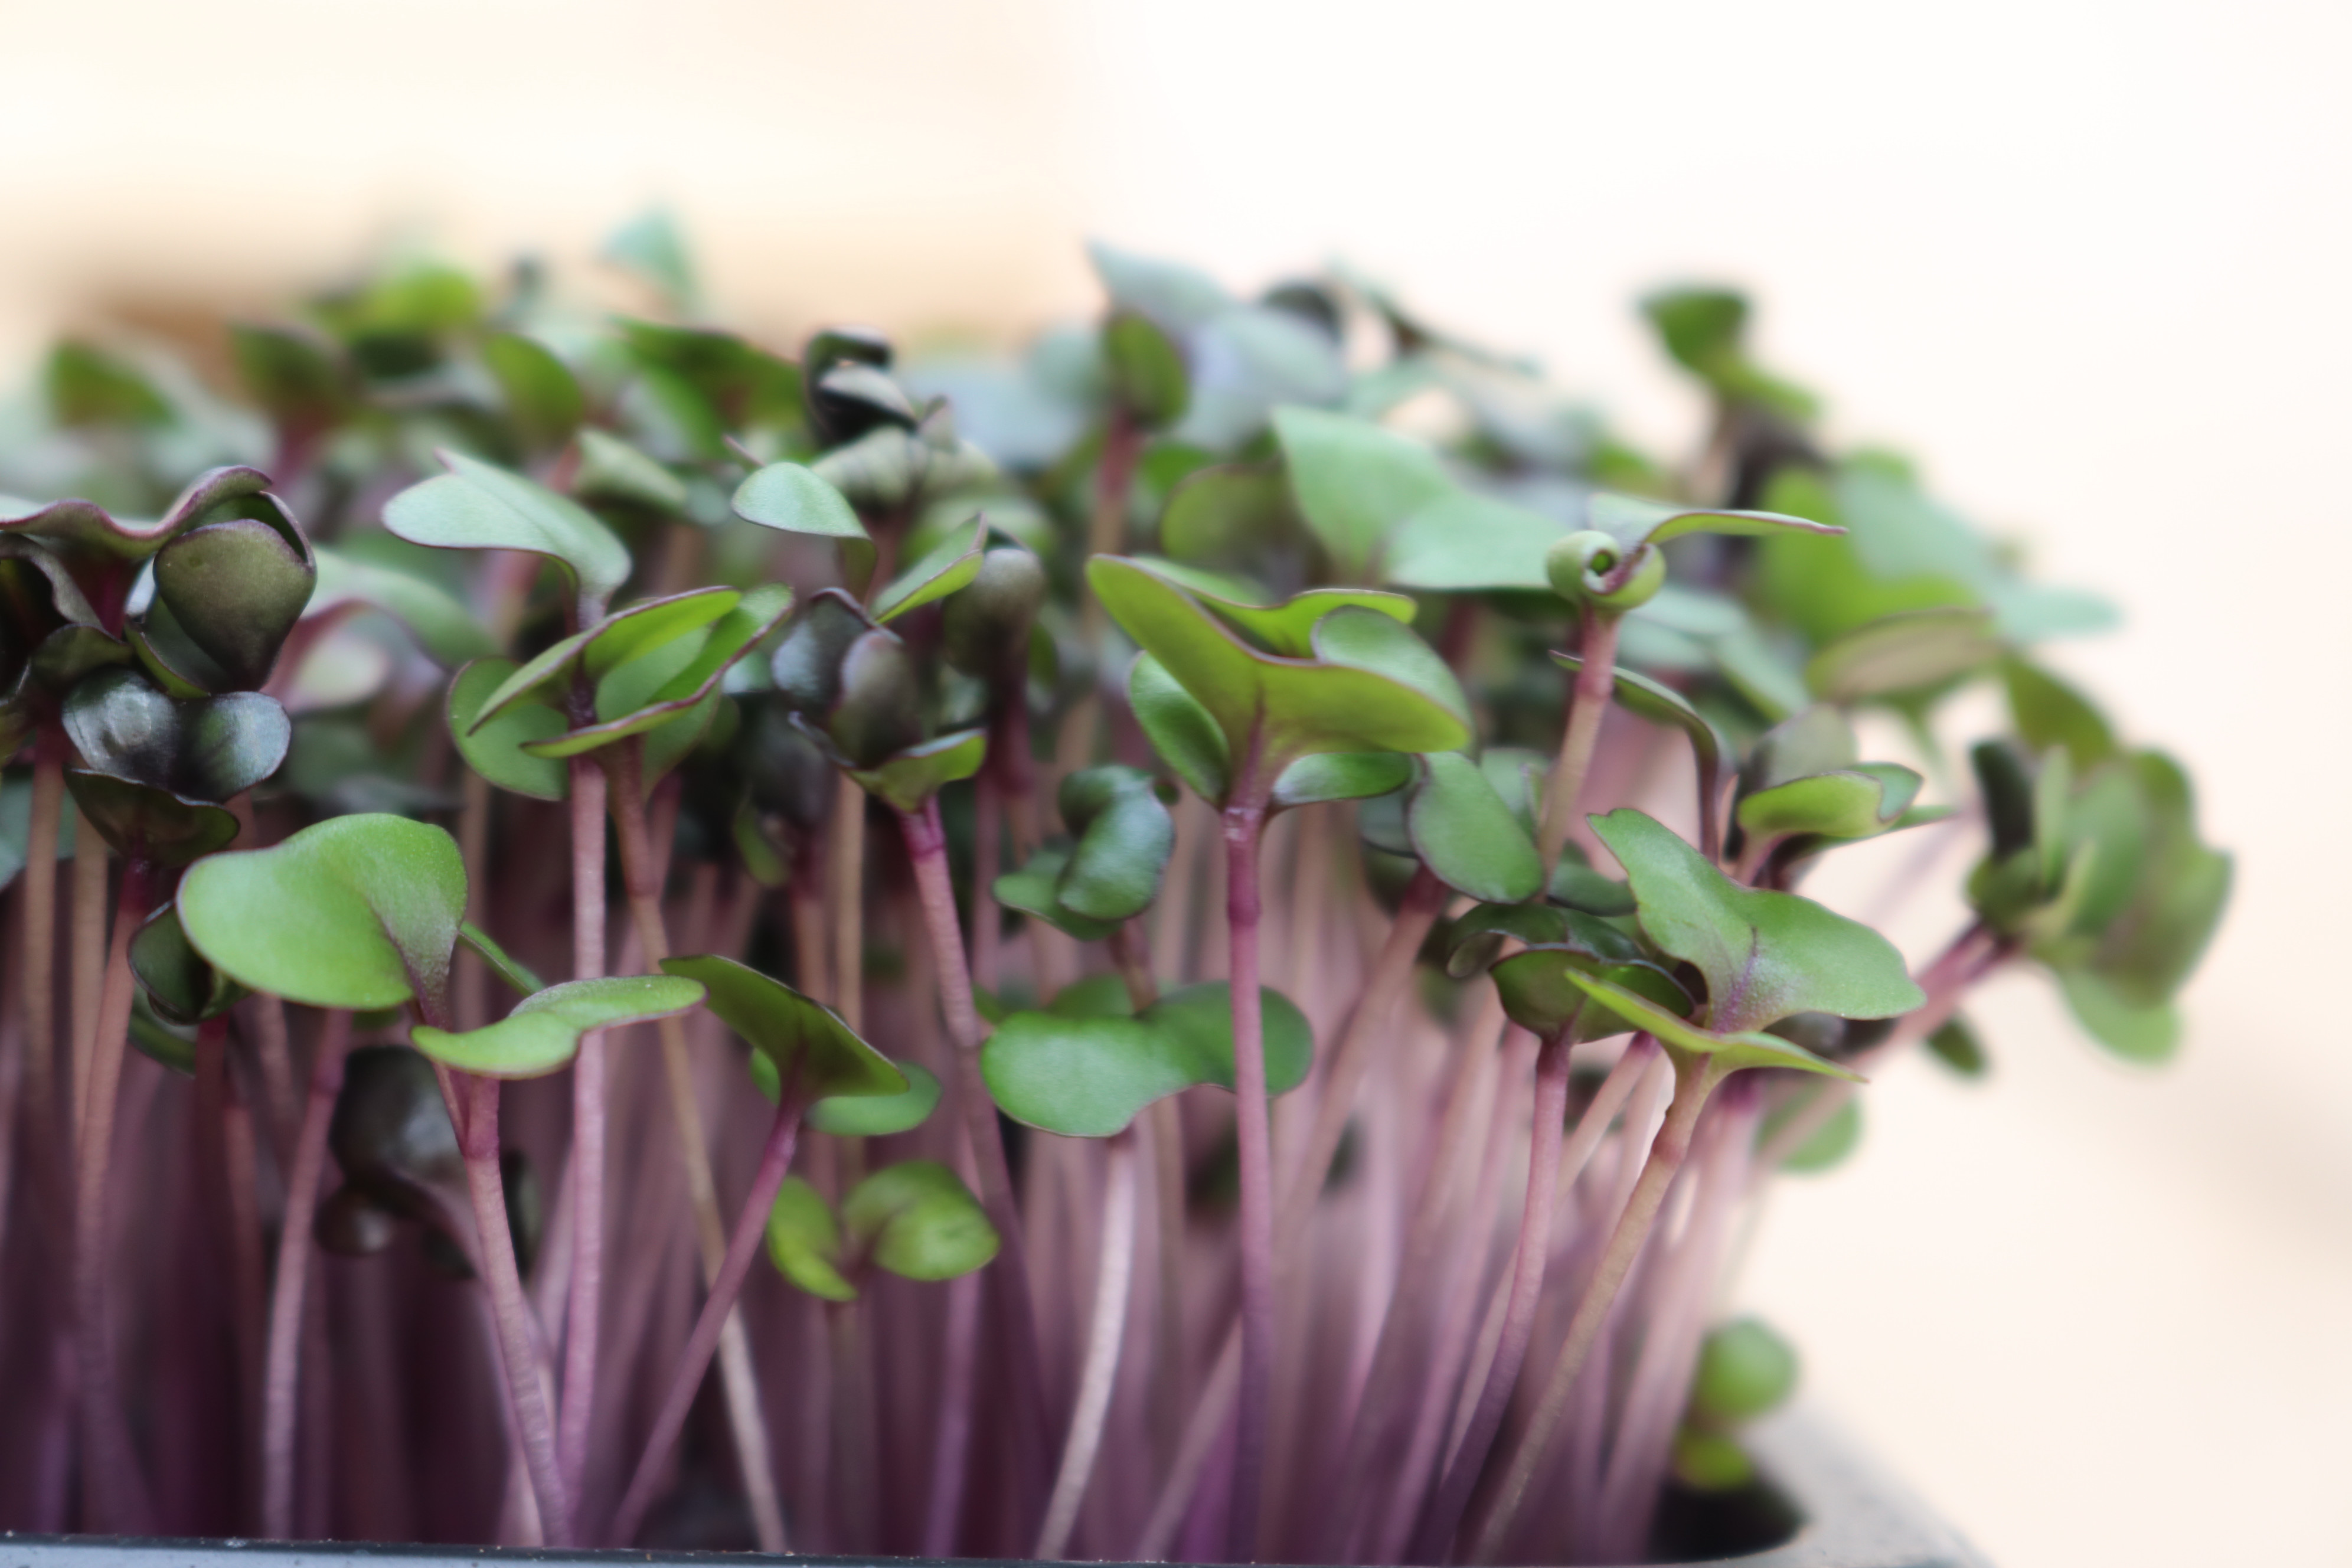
[0,218,2226,1563]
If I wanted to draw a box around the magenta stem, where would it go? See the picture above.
[557,755,608,1510]
[1466,1052,1719,1563]
[609,1089,808,1545]
[1536,611,1623,876]
[447,1071,571,1543]
[1221,793,1273,1564]
[1410,1030,1575,1562]
[899,795,1052,1530]
[71,854,155,1534]
[259,1010,352,1538]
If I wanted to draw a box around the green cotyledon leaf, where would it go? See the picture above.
[1056,765,1177,921]
[1591,808,1922,1034]
[1128,557,1414,656]
[1089,556,1466,805]
[383,450,630,622]
[733,462,875,592]
[411,975,705,1079]
[447,658,569,801]
[658,954,903,1101]
[1560,971,1864,1082]
[841,1161,999,1282]
[469,587,740,728]
[178,814,466,1015]
[981,981,1312,1138]
[1407,752,1542,904]
[524,584,792,759]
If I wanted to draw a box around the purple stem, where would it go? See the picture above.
[447,1071,572,1543]
[259,1009,351,1538]
[557,755,609,1509]
[1466,1051,1719,1564]
[899,796,1051,1531]
[71,855,155,1534]
[1221,793,1273,1564]
[609,1090,809,1546]
[1412,1031,1577,1560]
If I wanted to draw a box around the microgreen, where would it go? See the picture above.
[0,231,2225,1565]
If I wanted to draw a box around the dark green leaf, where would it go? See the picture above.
[1560,971,1863,1081]
[574,429,689,515]
[766,1177,855,1300]
[658,953,904,1100]
[413,975,705,1079]
[2059,969,2177,1063]
[1091,560,1472,802]
[982,981,1312,1137]
[872,517,986,623]
[2003,659,2114,772]
[459,922,542,997]
[1691,1317,1799,1422]
[61,770,239,866]
[130,901,245,1025]
[994,843,1116,941]
[1056,765,1176,920]
[329,1045,466,1228]
[733,462,875,590]
[152,514,316,690]
[63,669,290,803]
[1805,607,2002,704]
[805,1061,942,1135]
[842,1160,999,1282]
[1592,809,1923,1033]
[178,814,466,1013]
[382,451,631,619]
[1925,1014,1987,1077]
[848,729,986,813]
[1103,311,1190,428]
[447,658,570,801]
[1269,751,1413,808]
[1128,652,1229,802]
[1407,752,1541,903]
[482,332,586,453]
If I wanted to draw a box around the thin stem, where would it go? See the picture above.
[1411,1030,1576,1562]
[606,739,786,1551]
[1534,612,1623,877]
[455,768,493,1030]
[922,1268,984,1554]
[1276,865,1447,1253]
[829,772,866,1029]
[220,1055,269,1530]
[557,756,608,1517]
[1220,793,1273,1563]
[1595,1084,1759,1559]
[18,750,62,1223]
[1037,1129,1142,1559]
[1133,1330,1242,1560]
[1466,1051,1719,1563]
[609,1091,809,1545]
[68,805,108,1137]
[260,1010,351,1539]
[898,795,1052,1529]
[447,1070,572,1544]
[71,854,155,1534]
[1106,920,1158,1014]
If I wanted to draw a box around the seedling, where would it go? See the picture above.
[0,226,2227,1568]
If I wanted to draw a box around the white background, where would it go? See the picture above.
[4,4,2348,1562]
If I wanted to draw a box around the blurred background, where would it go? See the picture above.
[4,2,2346,1564]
